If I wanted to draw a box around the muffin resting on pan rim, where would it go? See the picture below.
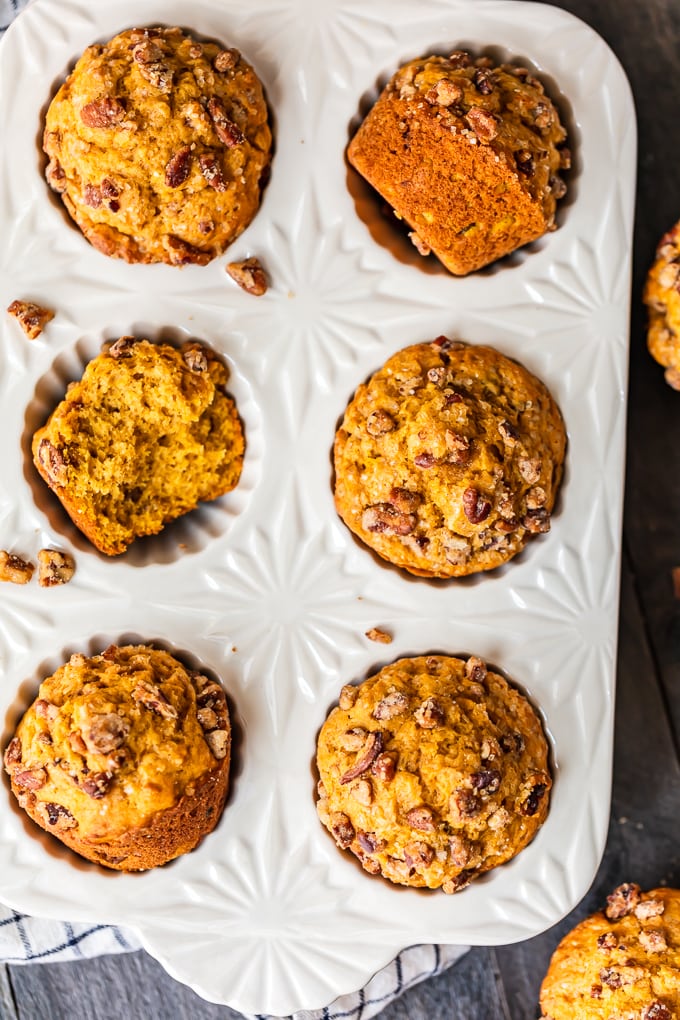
[43,26,272,265]
[3,644,231,871]
[316,654,551,892]
[333,337,566,577]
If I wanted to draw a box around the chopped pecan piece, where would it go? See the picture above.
[0,551,34,584]
[414,452,437,468]
[362,503,416,536]
[445,431,471,464]
[207,97,244,147]
[389,488,422,513]
[356,830,384,855]
[108,336,137,359]
[515,149,535,176]
[366,409,395,436]
[373,691,408,720]
[131,681,177,720]
[330,811,355,848]
[83,184,102,208]
[523,508,550,533]
[450,789,480,819]
[518,457,542,483]
[639,930,667,952]
[589,984,602,999]
[34,699,58,723]
[14,767,48,790]
[635,898,665,920]
[469,769,501,794]
[550,175,567,199]
[643,1004,673,1020]
[45,158,67,193]
[81,771,113,798]
[597,932,617,950]
[414,697,444,729]
[67,731,87,754]
[371,752,396,781]
[7,299,54,340]
[197,706,218,731]
[132,42,173,91]
[443,533,471,565]
[37,549,75,587]
[226,257,268,296]
[342,728,367,752]
[498,419,519,445]
[183,344,208,373]
[463,487,491,524]
[214,48,240,72]
[520,779,548,816]
[487,806,511,830]
[405,806,435,831]
[199,152,228,192]
[473,68,494,94]
[37,439,70,486]
[82,713,130,755]
[164,234,211,266]
[338,684,357,710]
[41,802,77,829]
[165,146,192,188]
[206,729,229,759]
[448,50,472,68]
[4,737,22,768]
[80,97,126,128]
[500,732,524,753]
[340,731,383,784]
[599,967,622,990]
[404,840,434,869]
[465,656,487,683]
[408,231,431,256]
[447,835,473,868]
[365,627,392,644]
[526,486,546,510]
[481,737,500,760]
[426,78,463,107]
[465,107,499,142]
[442,871,475,895]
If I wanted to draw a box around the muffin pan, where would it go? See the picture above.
[0,0,635,1013]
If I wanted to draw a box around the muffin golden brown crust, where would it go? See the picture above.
[644,220,680,390]
[348,51,569,275]
[333,338,566,577]
[316,654,551,892]
[3,645,231,871]
[43,26,272,265]
[32,337,245,556]
[540,884,680,1020]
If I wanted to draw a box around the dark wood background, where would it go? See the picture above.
[3,0,680,1016]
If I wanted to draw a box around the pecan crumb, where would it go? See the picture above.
[206,729,230,760]
[465,107,499,142]
[37,549,75,587]
[199,152,228,192]
[605,883,642,920]
[207,97,245,147]
[165,146,192,188]
[226,257,268,296]
[214,48,240,72]
[0,551,34,584]
[182,343,208,373]
[365,627,392,644]
[80,96,126,128]
[108,336,137,359]
[338,684,357,710]
[7,299,54,340]
[340,731,383,783]
[463,487,491,524]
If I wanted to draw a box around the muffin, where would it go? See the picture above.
[644,219,680,389]
[540,883,680,1019]
[32,337,245,556]
[316,654,551,892]
[43,26,272,265]
[348,50,570,275]
[3,644,231,871]
[333,337,566,577]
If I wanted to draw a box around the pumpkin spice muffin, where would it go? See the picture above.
[43,26,272,265]
[316,654,551,892]
[32,337,245,555]
[3,644,231,871]
[644,219,680,390]
[333,337,566,577]
[540,883,680,1020]
[348,50,570,275]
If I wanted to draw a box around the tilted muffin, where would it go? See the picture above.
[540,883,680,1020]
[3,645,231,871]
[348,50,570,275]
[333,338,566,577]
[32,337,245,555]
[43,26,272,265]
[316,654,551,892]
[644,219,680,390]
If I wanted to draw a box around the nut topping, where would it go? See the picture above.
[338,684,357,710]
[340,731,383,784]
[414,697,444,729]
[426,78,463,107]
[80,97,126,128]
[469,769,501,794]
[206,729,230,760]
[330,811,354,848]
[404,840,434,869]
[634,898,665,920]
[83,713,130,755]
[131,681,177,720]
[638,930,667,953]
[199,152,228,192]
[515,149,535,176]
[7,299,54,340]
[518,457,542,484]
[462,487,491,524]
[207,97,245,147]
[371,752,396,782]
[465,656,487,683]
[465,107,499,142]
[643,1004,673,1020]
[80,771,113,798]
[132,42,173,91]
[197,707,218,731]
[366,409,395,436]
[341,728,367,752]
[3,737,22,768]
[405,806,435,831]
[0,551,34,584]
[41,802,77,829]
[596,932,617,951]
[182,344,208,373]
[108,336,137,359]
[351,779,372,806]
[165,146,192,188]
[372,691,408,720]
[445,431,471,464]
[473,68,494,94]
[523,508,551,534]
[362,503,416,536]
[37,549,75,587]
[226,257,268,296]
[214,48,240,72]
[13,767,48,790]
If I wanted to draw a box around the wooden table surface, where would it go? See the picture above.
[3,0,680,1016]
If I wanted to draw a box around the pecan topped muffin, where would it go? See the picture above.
[32,337,245,555]
[316,654,551,892]
[348,50,570,275]
[333,338,566,577]
[43,26,272,265]
[644,219,680,389]
[540,884,680,1019]
[3,644,231,871]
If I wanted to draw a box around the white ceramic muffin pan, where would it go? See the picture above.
[0,0,635,1013]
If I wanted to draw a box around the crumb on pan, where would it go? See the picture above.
[6,300,54,339]
[365,627,393,644]
[37,548,76,587]
[0,551,35,584]
[226,257,268,295]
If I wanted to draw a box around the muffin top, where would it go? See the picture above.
[540,884,680,1020]
[644,219,680,390]
[43,26,272,265]
[333,338,566,577]
[316,654,551,892]
[3,645,230,844]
